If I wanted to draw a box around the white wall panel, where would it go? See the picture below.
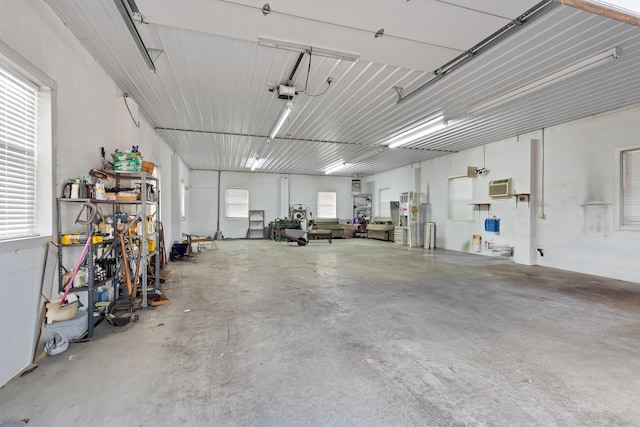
[410,103,640,283]
[192,172,353,239]
[0,1,180,386]
[0,0,119,387]
[174,157,191,244]
[137,115,175,246]
[533,105,640,282]
[188,171,219,237]
[290,175,353,222]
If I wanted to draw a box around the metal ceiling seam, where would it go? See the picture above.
[432,82,640,150]
[334,72,433,144]
[333,68,424,144]
[292,66,388,142]
[141,27,192,128]
[289,59,365,140]
[295,65,408,143]
[287,60,380,138]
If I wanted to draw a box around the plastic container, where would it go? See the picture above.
[147,238,156,253]
[45,293,79,324]
[70,181,79,199]
[62,181,73,198]
[73,267,89,288]
[44,309,88,342]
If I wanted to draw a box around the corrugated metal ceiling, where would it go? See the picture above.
[46,0,640,176]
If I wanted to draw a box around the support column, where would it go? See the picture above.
[514,139,537,265]
[280,176,289,218]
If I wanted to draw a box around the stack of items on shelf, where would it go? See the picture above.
[49,148,167,350]
[62,176,106,200]
[113,148,141,172]
[112,146,154,174]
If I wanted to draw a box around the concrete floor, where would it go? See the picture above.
[1,239,640,426]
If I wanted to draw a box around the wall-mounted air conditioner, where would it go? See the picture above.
[488,178,511,198]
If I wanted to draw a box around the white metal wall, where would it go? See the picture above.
[0,0,178,386]
[188,172,353,239]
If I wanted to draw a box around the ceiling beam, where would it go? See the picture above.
[554,0,640,26]
[154,127,457,153]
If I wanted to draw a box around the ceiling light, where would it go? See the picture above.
[251,158,265,171]
[385,116,447,148]
[270,101,292,139]
[262,3,271,16]
[468,47,621,116]
[113,0,156,72]
[258,37,360,62]
[324,161,348,175]
[374,28,384,38]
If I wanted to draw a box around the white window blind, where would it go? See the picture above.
[448,177,473,221]
[0,66,37,240]
[317,191,336,218]
[622,148,640,227]
[225,188,248,218]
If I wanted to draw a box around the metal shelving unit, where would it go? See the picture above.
[113,172,160,308]
[353,194,372,223]
[248,210,265,239]
[56,171,160,340]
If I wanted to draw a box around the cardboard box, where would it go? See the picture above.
[116,193,139,201]
[113,151,141,161]
[114,158,142,172]
[142,161,155,174]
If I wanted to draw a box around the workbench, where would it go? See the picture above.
[182,233,217,253]
[308,229,332,243]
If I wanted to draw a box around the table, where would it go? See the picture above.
[308,229,332,243]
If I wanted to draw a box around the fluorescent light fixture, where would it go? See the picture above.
[113,0,156,72]
[468,47,621,116]
[270,101,292,139]
[251,158,265,171]
[324,161,348,175]
[258,37,360,62]
[385,115,447,148]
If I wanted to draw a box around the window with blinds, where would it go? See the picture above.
[225,188,248,218]
[622,148,640,228]
[317,191,336,218]
[0,66,37,240]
